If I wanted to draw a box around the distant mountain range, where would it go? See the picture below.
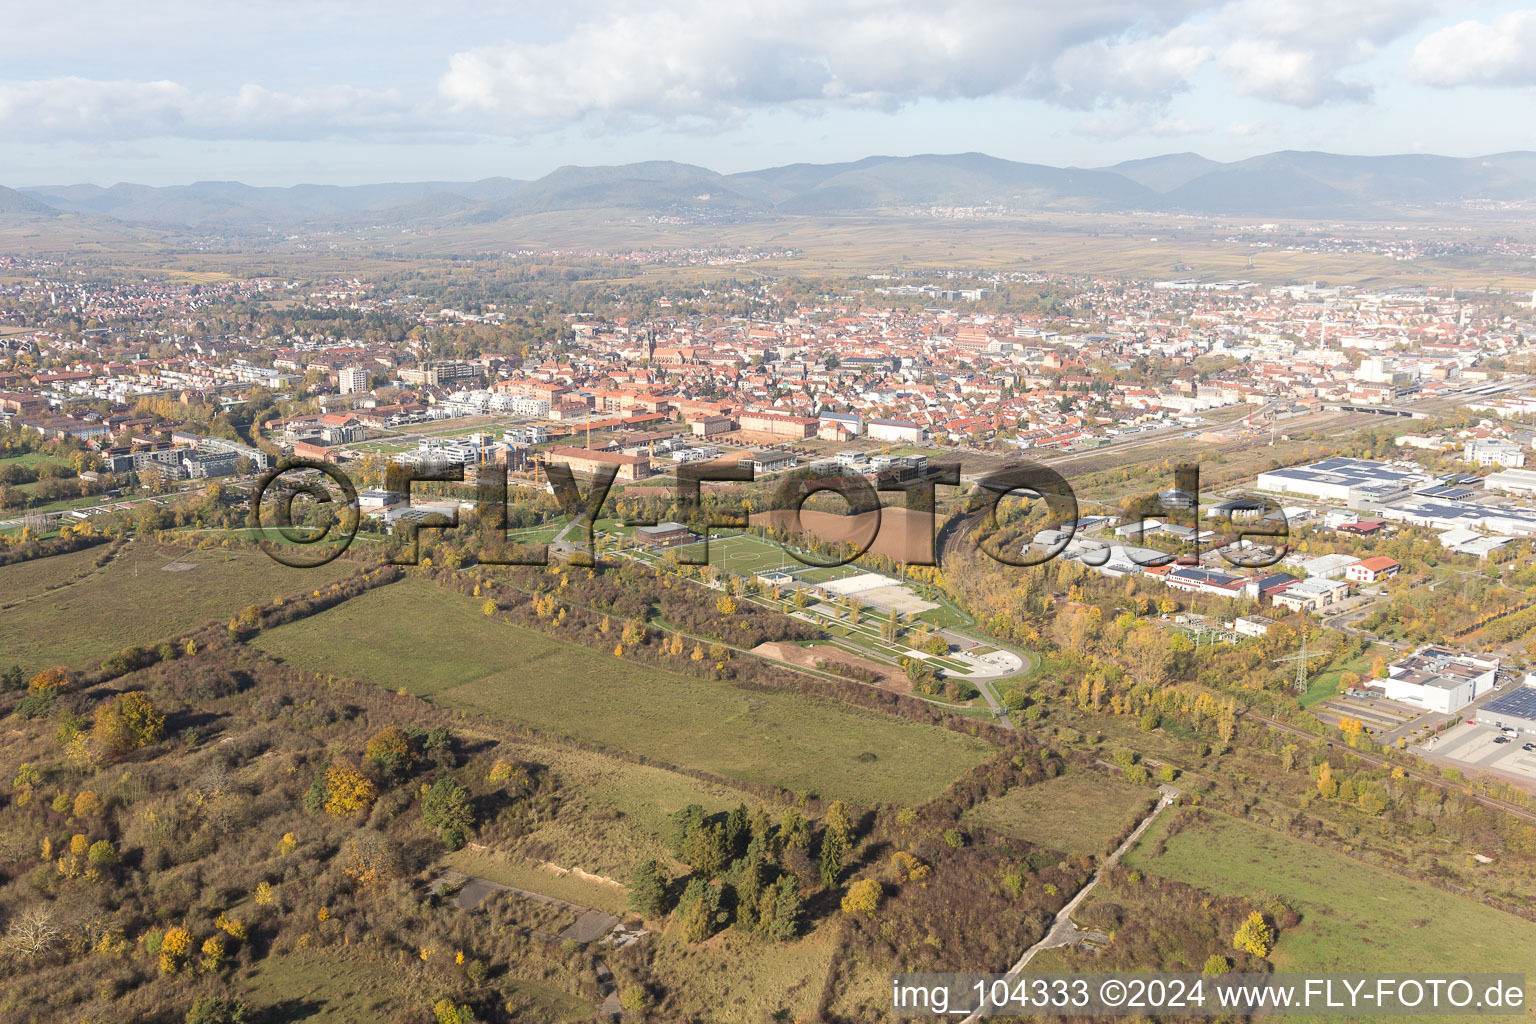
[12,150,1536,231]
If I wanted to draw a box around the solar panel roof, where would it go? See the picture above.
[1483,688,1536,721]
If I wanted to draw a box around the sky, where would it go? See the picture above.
[5,0,1536,186]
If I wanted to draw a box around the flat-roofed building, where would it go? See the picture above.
[1271,577,1349,613]
[1380,645,1498,714]
[547,445,652,481]
[634,521,697,548]
[1484,467,1536,496]
[1255,457,1428,506]
[738,410,816,438]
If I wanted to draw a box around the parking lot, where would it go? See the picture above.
[1415,722,1536,785]
[1315,692,1441,747]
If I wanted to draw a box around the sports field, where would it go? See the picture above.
[1124,809,1536,981]
[658,530,899,590]
[253,578,994,805]
[0,539,356,675]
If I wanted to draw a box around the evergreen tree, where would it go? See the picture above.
[690,822,730,877]
[421,776,476,849]
[779,807,812,852]
[824,800,853,846]
[627,859,670,919]
[734,855,765,932]
[748,805,776,853]
[668,803,706,859]
[677,878,720,943]
[766,875,802,941]
[724,803,750,861]
[818,828,846,889]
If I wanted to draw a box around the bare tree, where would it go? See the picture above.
[1,905,60,960]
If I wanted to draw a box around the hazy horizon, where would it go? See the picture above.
[7,1,1536,187]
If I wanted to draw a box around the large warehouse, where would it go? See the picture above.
[1475,686,1536,736]
[1254,457,1430,506]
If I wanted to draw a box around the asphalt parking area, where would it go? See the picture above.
[1418,722,1536,783]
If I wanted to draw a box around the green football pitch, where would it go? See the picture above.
[667,531,872,583]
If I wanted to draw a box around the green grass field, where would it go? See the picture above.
[253,579,993,805]
[964,770,1157,857]
[0,540,357,675]
[1124,810,1536,980]
[1303,645,1391,708]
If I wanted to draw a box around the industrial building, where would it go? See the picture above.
[1254,457,1431,507]
[1372,646,1499,715]
[1476,686,1536,735]
[1484,468,1536,496]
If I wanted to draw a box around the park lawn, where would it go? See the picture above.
[0,539,357,676]
[963,770,1157,857]
[253,578,994,805]
[0,451,71,470]
[1124,809,1536,978]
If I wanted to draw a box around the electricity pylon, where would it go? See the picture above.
[1273,630,1314,695]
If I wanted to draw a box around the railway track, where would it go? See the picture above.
[1248,711,1536,825]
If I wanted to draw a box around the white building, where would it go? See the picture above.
[1297,553,1359,580]
[1271,577,1349,613]
[1376,646,1498,714]
[1484,468,1536,496]
[338,366,370,394]
[866,418,926,444]
[1233,615,1275,638]
[1254,457,1428,507]
[1463,438,1525,468]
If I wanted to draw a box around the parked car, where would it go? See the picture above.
[1522,743,1535,752]
[1493,736,1510,744]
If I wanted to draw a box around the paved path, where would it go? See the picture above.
[433,869,619,943]
[433,869,633,1019]
[959,785,1181,1024]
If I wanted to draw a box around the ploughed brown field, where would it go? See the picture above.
[751,641,912,694]
[752,506,938,564]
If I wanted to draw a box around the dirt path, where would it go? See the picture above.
[958,785,1181,1023]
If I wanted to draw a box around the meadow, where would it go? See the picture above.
[442,727,766,877]
[963,770,1157,857]
[238,951,591,1024]
[1123,810,1536,978]
[646,921,838,1023]
[253,578,994,805]
[0,539,356,675]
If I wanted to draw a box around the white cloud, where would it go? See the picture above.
[438,0,1219,129]
[1410,11,1536,87]
[0,77,422,142]
[0,0,1488,147]
[1051,26,1212,109]
[1216,0,1441,106]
